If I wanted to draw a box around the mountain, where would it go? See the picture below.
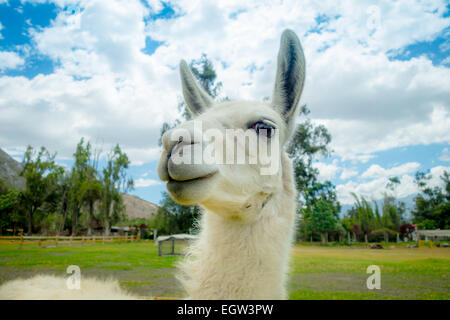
[0,148,25,190]
[121,193,159,220]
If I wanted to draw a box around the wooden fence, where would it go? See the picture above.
[0,235,140,248]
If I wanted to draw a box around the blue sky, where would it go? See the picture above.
[0,0,449,210]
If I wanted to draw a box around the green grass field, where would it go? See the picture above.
[0,241,448,299]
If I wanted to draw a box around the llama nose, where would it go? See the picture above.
[158,123,219,182]
[162,125,201,156]
[164,126,202,168]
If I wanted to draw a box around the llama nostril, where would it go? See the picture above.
[171,141,197,159]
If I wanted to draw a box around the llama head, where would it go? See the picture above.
[158,29,305,221]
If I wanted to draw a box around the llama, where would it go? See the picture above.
[0,29,305,300]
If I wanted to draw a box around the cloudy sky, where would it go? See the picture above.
[0,0,449,208]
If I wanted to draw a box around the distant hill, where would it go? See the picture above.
[0,147,157,220]
[121,193,158,220]
[0,148,25,190]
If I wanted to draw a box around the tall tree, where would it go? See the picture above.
[69,138,92,235]
[412,170,450,229]
[81,165,103,235]
[20,146,63,235]
[0,188,21,235]
[286,105,340,241]
[303,198,338,244]
[286,106,332,204]
[55,171,71,235]
[101,144,133,235]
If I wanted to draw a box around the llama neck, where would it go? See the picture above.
[179,153,297,299]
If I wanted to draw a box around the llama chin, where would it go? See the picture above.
[0,29,305,300]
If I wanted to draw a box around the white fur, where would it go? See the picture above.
[177,153,297,299]
[0,275,136,300]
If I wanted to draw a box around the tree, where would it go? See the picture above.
[100,144,133,235]
[0,188,21,235]
[0,179,10,195]
[343,177,408,243]
[153,191,200,235]
[81,165,103,235]
[190,54,223,101]
[412,170,450,229]
[54,171,71,235]
[20,146,63,235]
[285,106,339,241]
[303,199,338,244]
[286,106,331,194]
[69,138,92,235]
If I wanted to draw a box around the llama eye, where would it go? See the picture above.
[252,121,275,138]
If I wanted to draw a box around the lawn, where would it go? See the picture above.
[0,241,448,299]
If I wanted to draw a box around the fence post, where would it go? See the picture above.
[56,235,58,246]
[20,234,24,249]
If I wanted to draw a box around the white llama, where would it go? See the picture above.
[0,29,305,300]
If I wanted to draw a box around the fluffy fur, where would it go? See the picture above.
[0,275,136,300]
[177,153,297,299]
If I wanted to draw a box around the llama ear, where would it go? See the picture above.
[271,29,305,133]
[180,60,213,116]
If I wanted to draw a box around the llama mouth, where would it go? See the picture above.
[168,171,217,184]
[166,171,218,204]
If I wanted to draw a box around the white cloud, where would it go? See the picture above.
[0,0,179,164]
[147,0,450,160]
[439,147,450,162]
[0,51,25,71]
[144,0,165,13]
[361,162,421,179]
[340,168,358,180]
[134,178,161,188]
[1,0,449,171]
[141,170,153,177]
[313,159,340,181]
[426,165,450,187]
[336,165,450,205]
[338,152,376,164]
[442,56,450,65]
